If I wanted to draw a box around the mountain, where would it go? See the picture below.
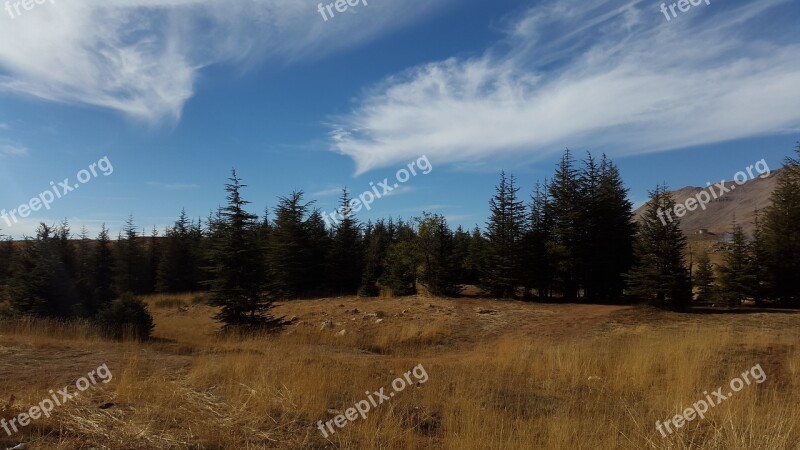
[633,168,781,236]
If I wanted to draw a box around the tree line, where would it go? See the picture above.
[1,145,798,332]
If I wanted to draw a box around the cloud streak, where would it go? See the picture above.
[330,0,800,174]
[0,0,453,124]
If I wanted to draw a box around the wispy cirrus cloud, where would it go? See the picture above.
[0,0,454,124]
[0,144,28,157]
[331,0,800,174]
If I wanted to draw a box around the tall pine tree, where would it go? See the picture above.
[627,185,692,309]
[208,170,283,329]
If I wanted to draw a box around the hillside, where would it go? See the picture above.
[634,168,781,236]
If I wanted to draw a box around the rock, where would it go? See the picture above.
[375,319,384,324]
[336,329,347,337]
[587,376,601,381]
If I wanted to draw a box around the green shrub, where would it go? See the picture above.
[96,293,155,340]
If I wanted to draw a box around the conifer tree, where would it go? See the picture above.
[9,223,77,317]
[0,234,15,287]
[380,219,418,296]
[114,216,145,295]
[748,211,769,305]
[157,210,198,293]
[326,188,363,295]
[527,181,553,299]
[416,213,461,296]
[464,226,486,286]
[694,249,716,303]
[590,155,636,302]
[358,220,390,297]
[762,143,800,307]
[87,224,115,316]
[268,191,313,298]
[627,186,692,309]
[548,151,582,300]
[482,171,526,298]
[208,170,283,329]
[73,226,93,313]
[718,220,753,307]
[303,209,331,295]
[143,225,160,294]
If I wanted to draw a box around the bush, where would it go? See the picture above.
[96,293,155,340]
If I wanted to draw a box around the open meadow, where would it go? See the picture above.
[1,294,798,450]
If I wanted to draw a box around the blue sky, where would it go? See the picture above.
[0,0,798,238]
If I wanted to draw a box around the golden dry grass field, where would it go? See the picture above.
[1,294,798,449]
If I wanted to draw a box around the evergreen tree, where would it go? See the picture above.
[762,143,800,307]
[548,151,582,300]
[208,170,283,329]
[85,225,115,317]
[326,188,363,295]
[0,235,15,287]
[528,181,553,299]
[9,223,77,317]
[416,213,462,296]
[627,186,692,309]
[452,226,472,285]
[358,220,390,297]
[482,171,526,298]
[268,191,313,298]
[143,225,160,294]
[73,226,93,312]
[694,249,716,303]
[380,219,418,296]
[590,155,636,302]
[465,226,486,286]
[718,220,753,307]
[303,209,331,295]
[114,216,145,295]
[157,210,198,293]
[748,210,769,306]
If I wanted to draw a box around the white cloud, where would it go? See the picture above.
[0,144,28,157]
[310,187,344,198]
[331,0,800,174]
[0,0,453,124]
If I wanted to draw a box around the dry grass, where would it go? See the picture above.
[0,294,798,449]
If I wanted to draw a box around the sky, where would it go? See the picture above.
[0,0,798,239]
